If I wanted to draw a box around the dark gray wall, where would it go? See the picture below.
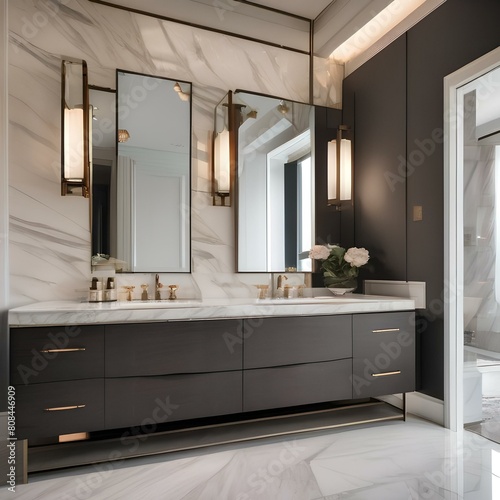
[314,106,342,246]
[313,106,343,286]
[342,0,500,400]
[343,35,407,282]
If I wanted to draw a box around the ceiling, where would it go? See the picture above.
[242,0,335,20]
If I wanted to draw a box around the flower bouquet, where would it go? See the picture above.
[309,245,370,294]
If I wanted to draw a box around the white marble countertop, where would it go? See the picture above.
[9,294,415,327]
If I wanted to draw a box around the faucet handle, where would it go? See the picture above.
[123,285,135,301]
[168,285,178,300]
[256,284,269,299]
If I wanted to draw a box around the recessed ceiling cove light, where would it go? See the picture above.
[330,0,427,63]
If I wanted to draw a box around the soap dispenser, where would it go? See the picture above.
[104,277,117,302]
[89,278,102,302]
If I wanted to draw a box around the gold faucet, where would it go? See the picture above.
[155,274,163,300]
[277,274,288,290]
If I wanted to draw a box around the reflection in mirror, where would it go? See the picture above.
[235,91,314,272]
[91,87,116,258]
[95,71,192,272]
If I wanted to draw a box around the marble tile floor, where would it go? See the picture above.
[4,416,500,500]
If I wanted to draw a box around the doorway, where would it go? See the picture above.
[445,47,500,441]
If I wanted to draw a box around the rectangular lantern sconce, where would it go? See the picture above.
[212,91,244,207]
[328,125,352,208]
[61,58,90,197]
[212,91,234,207]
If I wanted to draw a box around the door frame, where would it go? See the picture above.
[444,46,500,431]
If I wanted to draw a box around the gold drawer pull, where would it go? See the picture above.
[40,348,86,353]
[372,328,400,333]
[44,405,86,412]
[372,370,401,377]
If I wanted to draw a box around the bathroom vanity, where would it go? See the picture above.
[9,295,416,471]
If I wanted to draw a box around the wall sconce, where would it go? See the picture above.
[61,58,90,197]
[328,125,352,208]
[213,127,231,203]
[212,91,245,207]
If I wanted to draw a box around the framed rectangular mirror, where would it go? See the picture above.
[234,91,315,272]
[90,71,192,272]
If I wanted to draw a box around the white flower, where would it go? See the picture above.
[309,245,331,260]
[344,247,369,267]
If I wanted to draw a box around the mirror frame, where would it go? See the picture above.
[90,71,193,273]
[229,90,345,273]
[234,89,316,273]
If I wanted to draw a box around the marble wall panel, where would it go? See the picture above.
[8,0,341,306]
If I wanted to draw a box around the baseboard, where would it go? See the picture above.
[378,392,444,426]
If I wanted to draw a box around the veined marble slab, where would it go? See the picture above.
[9,295,415,326]
[8,0,341,307]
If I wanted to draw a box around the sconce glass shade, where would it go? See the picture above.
[61,59,90,197]
[63,107,85,180]
[327,128,352,206]
[214,128,231,194]
[327,140,338,201]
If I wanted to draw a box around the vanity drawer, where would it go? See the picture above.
[352,312,415,397]
[105,320,242,377]
[10,326,104,385]
[243,359,352,412]
[105,371,242,429]
[15,379,104,440]
[352,358,415,397]
[243,315,352,369]
[353,312,414,356]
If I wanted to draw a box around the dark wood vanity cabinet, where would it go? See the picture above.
[10,325,105,439]
[104,320,243,429]
[10,311,415,441]
[243,316,353,411]
[352,312,416,398]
